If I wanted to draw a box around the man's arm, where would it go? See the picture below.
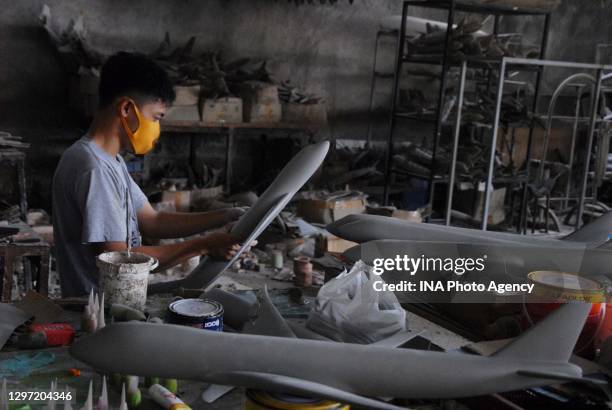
[93,231,241,271]
[137,202,244,240]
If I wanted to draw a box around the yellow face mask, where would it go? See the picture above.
[120,100,160,155]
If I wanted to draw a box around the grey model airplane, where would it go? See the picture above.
[70,303,597,410]
[330,213,612,298]
[149,141,329,294]
[327,213,612,249]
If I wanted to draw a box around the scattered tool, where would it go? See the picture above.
[126,375,141,408]
[17,323,75,349]
[82,290,104,333]
[163,379,178,395]
[149,384,191,410]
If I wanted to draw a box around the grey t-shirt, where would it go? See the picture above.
[52,136,147,297]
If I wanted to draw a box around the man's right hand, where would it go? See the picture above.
[201,232,242,260]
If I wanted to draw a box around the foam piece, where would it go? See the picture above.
[0,304,30,349]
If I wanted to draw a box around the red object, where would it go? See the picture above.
[595,302,612,347]
[523,303,604,359]
[28,323,75,346]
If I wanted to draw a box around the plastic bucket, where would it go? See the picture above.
[96,251,158,310]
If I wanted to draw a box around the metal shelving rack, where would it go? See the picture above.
[382,0,551,231]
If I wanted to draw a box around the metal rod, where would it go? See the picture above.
[382,2,409,205]
[445,61,467,226]
[564,84,585,210]
[225,127,234,194]
[426,0,456,216]
[576,69,603,229]
[538,74,596,183]
[504,57,603,70]
[547,196,595,202]
[366,30,397,146]
[481,60,506,230]
[518,12,550,234]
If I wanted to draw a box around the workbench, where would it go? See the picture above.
[0,263,469,409]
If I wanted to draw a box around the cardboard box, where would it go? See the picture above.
[164,105,200,121]
[454,182,506,225]
[282,102,327,125]
[173,85,201,106]
[236,81,282,123]
[247,102,282,123]
[236,81,279,104]
[316,234,357,255]
[201,97,243,123]
[298,197,366,225]
[161,186,224,212]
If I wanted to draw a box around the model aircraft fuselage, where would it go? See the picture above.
[70,304,588,401]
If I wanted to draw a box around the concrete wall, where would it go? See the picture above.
[0,0,607,210]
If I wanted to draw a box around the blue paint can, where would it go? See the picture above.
[167,299,224,331]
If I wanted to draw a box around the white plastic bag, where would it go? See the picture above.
[306,260,407,343]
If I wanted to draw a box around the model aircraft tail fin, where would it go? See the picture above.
[493,303,591,362]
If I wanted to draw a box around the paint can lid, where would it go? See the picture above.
[168,299,223,318]
[528,271,604,302]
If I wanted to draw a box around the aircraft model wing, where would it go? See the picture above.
[148,193,289,294]
[516,370,607,385]
[210,370,408,410]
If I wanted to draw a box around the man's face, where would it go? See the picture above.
[123,98,167,130]
[120,98,167,153]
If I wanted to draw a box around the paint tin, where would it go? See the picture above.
[525,271,605,358]
[167,299,224,331]
[270,249,284,269]
[293,256,313,288]
[245,390,349,410]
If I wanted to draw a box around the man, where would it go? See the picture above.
[53,52,243,297]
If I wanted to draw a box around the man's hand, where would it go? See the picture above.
[202,232,242,260]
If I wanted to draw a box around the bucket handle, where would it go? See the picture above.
[150,258,159,271]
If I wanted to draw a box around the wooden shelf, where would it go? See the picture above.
[161,120,320,133]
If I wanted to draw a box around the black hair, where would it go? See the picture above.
[98,52,175,108]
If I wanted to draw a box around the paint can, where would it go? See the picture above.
[167,299,224,331]
[525,271,605,358]
[245,390,349,410]
[270,250,284,270]
[293,256,313,287]
[97,251,158,311]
